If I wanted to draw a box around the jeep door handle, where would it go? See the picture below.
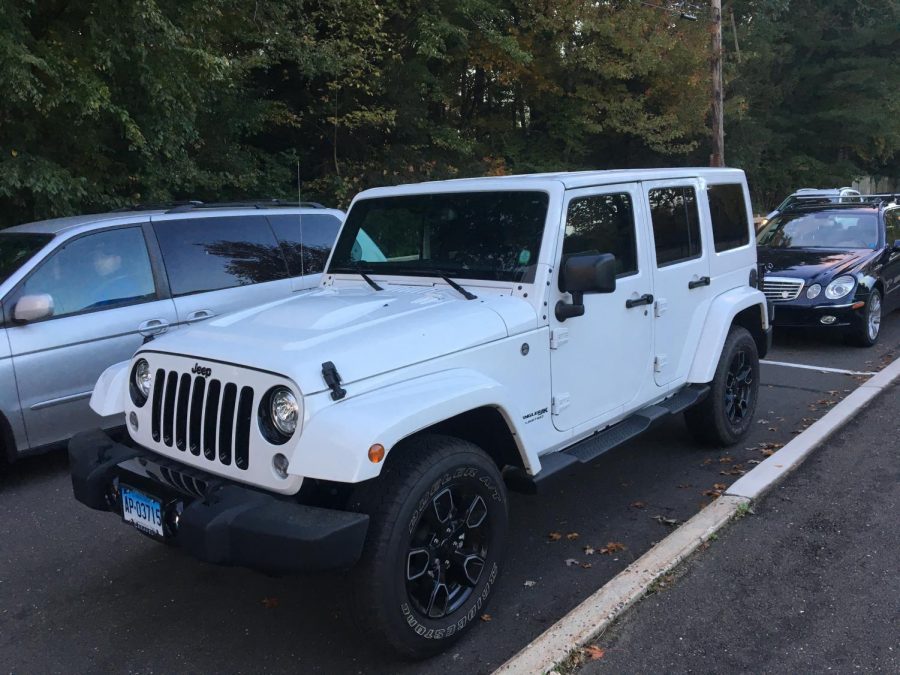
[185,309,216,323]
[138,318,170,336]
[688,276,711,289]
[626,293,654,309]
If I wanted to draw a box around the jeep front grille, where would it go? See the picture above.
[763,276,804,302]
[151,369,253,470]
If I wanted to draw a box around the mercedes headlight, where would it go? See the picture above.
[825,275,855,300]
[130,359,152,407]
[260,386,300,443]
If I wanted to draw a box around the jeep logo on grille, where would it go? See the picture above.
[191,363,212,377]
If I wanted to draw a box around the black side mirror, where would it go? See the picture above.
[892,239,900,251]
[556,253,617,321]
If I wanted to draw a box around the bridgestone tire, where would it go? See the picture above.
[347,434,508,659]
[684,326,759,447]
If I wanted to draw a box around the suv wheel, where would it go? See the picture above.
[685,326,759,446]
[849,289,882,347]
[348,434,508,658]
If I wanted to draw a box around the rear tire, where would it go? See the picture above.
[347,434,508,659]
[848,289,881,348]
[685,326,759,446]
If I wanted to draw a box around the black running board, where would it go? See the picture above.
[503,384,710,494]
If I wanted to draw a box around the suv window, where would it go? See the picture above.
[267,213,341,275]
[707,184,750,252]
[16,227,155,318]
[885,209,900,245]
[649,186,702,266]
[564,193,638,277]
[153,216,288,296]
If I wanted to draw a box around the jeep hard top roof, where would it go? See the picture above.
[355,168,746,199]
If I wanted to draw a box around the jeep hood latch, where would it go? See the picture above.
[321,361,347,401]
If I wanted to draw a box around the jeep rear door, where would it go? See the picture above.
[641,179,713,387]
[549,183,655,432]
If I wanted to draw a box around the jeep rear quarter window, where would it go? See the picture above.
[153,216,289,296]
[267,213,342,276]
[707,183,751,252]
[649,186,702,266]
[329,191,548,283]
[564,193,638,277]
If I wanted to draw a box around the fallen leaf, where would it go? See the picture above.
[581,562,593,569]
[261,597,279,609]
[600,542,626,554]
[565,558,580,567]
[548,532,562,542]
[583,546,595,555]
[714,483,727,490]
[523,580,537,588]
[480,614,492,622]
[761,448,775,457]
[701,458,714,465]
[747,459,761,465]
[702,489,722,498]
[630,501,647,509]
[677,483,692,489]
[566,532,580,541]
[768,427,777,432]
[718,456,734,463]
[584,645,606,660]
[654,515,680,526]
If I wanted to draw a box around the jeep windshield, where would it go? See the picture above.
[757,210,879,249]
[0,232,54,284]
[328,191,549,283]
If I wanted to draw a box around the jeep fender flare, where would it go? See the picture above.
[687,287,769,384]
[90,360,131,417]
[293,369,527,484]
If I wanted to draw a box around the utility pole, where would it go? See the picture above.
[710,0,724,167]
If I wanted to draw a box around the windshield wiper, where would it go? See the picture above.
[401,266,478,300]
[355,265,383,291]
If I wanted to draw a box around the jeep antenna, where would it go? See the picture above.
[297,160,305,278]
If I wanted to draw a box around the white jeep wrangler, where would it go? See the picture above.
[70,169,771,658]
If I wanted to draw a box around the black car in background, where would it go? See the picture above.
[757,198,900,346]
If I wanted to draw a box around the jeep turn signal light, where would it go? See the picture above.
[368,443,385,463]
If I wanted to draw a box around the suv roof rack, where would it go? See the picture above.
[782,194,898,213]
[113,200,327,214]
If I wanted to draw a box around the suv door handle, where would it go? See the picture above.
[626,293,654,309]
[688,276,711,289]
[185,309,216,323]
[138,318,170,336]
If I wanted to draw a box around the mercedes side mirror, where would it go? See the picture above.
[893,239,900,251]
[556,253,617,321]
[13,293,54,323]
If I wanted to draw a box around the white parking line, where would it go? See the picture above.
[760,359,877,377]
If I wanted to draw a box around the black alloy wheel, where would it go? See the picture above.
[348,435,508,659]
[405,483,491,620]
[685,326,760,446]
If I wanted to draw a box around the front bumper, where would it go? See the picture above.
[770,300,866,330]
[69,429,369,574]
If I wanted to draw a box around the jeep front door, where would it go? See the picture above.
[550,184,655,432]
[642,180,712,387]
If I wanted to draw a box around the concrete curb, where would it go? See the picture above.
[494,354,900,675]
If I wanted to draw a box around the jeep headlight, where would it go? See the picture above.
[130,359,152,407]
[825,275,855,300]
[260,386,300,443]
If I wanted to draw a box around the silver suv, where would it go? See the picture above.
[0,202,343,468]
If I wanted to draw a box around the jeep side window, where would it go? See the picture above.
[564,193,638,277]
[707,183,751,252]
[14,227,155,318]
[153,216,289,296]
[648,186,702,266]
[267,214,341,276]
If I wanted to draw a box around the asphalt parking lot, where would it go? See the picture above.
[1,315,898,675]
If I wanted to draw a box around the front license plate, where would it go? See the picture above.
[121,485,164,537]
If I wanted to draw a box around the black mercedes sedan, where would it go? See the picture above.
[756,200,900,346]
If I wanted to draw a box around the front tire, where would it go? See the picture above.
[685,326,760,446]
[849,289,882,347]
[348,434,508,659]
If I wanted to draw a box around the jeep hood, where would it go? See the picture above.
[143,285,537,394]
